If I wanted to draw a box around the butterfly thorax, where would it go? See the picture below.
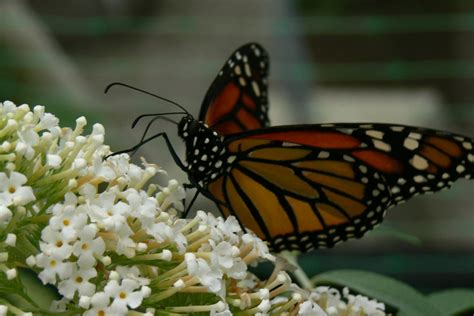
[177,115,229,186]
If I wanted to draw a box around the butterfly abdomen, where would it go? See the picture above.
[178,116,232,187]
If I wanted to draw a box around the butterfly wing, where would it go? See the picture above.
[204,124,474,251]
[199,43,270,136]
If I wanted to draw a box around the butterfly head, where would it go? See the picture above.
[177,115,199,139]
[177,115,227,185]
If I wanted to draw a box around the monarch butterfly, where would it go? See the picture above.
[107,43,474,252]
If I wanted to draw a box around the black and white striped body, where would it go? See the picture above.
[177,115,233,187]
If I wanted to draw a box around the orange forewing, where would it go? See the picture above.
[204,83,240,128]
[246,130,361,149]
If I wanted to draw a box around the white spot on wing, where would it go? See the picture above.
[390,126,405,132]
[366,130,384,139]
[372,139,391,152]
[409,132,422,140]
[414,175,426,183]
[404,138,419,150]
[318,151,330,159]
[234,65,241,75]
[252,81,261,96]
[410,154,429,170]
[456,165,466,173]
[244,63,251,77]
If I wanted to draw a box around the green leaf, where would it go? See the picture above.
[17,268,59,311]
[370,224,422,245]
[312,269,441,316]
[427,288,474,315]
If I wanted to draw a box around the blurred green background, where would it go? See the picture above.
[1,0,473,292]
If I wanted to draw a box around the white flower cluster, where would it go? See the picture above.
[298,287,386,316]
[0,101,387,316]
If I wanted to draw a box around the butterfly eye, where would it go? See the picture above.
[187,120,201,135]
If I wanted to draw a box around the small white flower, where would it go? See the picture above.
[148,222,187,253]
[211,241,234,269]
[79,295,91,309]
[242,233,275,262]
[101,256,112,266]
[78,183,97,199]
[210,301,232,316]
[125,189,159,225]
[88,191,130,232]
[40,227,74,259]
[5,233,16,246]
[73,158,87,170]
[343,287,385,315]
[0,206,12,226]
[72,224,105,268]
[157,179,185,212]
[36,253,74,284]
[114,266,150,287]
[173,279,185,289]
[0,171,35,206]
[298,300,327,316]
[84,292,113,316]
[90,155,116,181]
[197,212,241,244]
[160,249,172,261]
[6,268,17,279]
[105,279,145,313]
[16,125,39,160]
[210,240,247,280]
[58,265,97,299]
[185,253,223,294]
[46,154,62,168]
[37,111,59,131]
[49,201,87,242]
[25,255,36,267]
[114,225,136,258]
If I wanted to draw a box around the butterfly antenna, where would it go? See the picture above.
[132,112,184,129]
[104,82,190,115]
[131,116,178,156]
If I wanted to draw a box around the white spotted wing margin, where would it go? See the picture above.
[340,123,474,205]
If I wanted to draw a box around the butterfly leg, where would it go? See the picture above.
[106,132,187,171]
[182,188,200,218]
